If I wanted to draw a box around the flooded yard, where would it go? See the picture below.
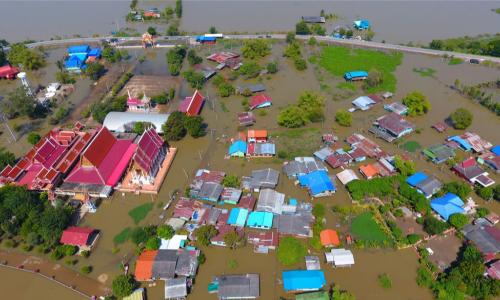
[0,38,499,299]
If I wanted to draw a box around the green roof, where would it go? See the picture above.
[296,291,329,300]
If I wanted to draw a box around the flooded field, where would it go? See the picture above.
[0,38,499,299]
[1,1,500,44]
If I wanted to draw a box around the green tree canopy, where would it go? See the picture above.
[145,236,161,250]
[195,225,218,246]
[394,155,416,176]
[184,115,205,138]
[266,61,278,74]
[241,40,270,59]
[477,186,493,200]
[162,111,187,141]
[147,26,157,36]
[443,181,472,199]
[157,225,175,240]
[112,275,138,298]
[402,91,431,116]
[85,62,105,80]
[423,216,449,235]
[187,49,203,65]
[130,227,148,245]
[448,213,468,229]
[450,108,473,129]
[277,106,306,128]
[218,82,235,97]
[335,110,352,127]
[27,132,41,145]
[7,43,45,70]
[223,231,245,250]
[1,87,37,119]
[239,61,261,79]
[295,21,311,35]
[297,91,325,122]
[182,70,205,89]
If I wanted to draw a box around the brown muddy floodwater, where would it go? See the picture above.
[0,39,499,299]
[1,1,500,44]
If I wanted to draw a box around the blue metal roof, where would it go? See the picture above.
[298,170,335,196]
[344,71,368,80]
[228,140,247,156]
[227,208,248,227]
[406,172,428,187]
[88,48,102,57]
[491,145,500,156]
[430,193,465,221]
[68,45,90,54]
[282,270,326,292]
[64,55,85,69]
[196,36,216,42]
[449,136,473,151]
[246,211,273,229]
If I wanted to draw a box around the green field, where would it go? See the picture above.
[113,227,131,245]
[403,140,422,152]
[336,82,357,91]
[128,203,154,224]
[351,212,389,243]
[319,46,403,93]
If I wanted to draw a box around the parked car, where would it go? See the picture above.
[469,58,480,64]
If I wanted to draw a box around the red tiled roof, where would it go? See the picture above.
[360,164,379,178]
[60,226,94,246]
[82,127,116,167]
[179,90,205,116]
[326,153,352,169]
[0,65,19,78]
[250,93,272,109]
[320,229,340,247]
[134,128,164,175]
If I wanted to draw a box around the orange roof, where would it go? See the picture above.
[320,229,340,247]
[247,130,267,139]
[359,164,379,178]
[134,250,157,281]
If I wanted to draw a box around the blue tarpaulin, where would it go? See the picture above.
[228,140,247,156]
[196,36,216,42]
[491,145,500,156]
[406,172,428,187]
[282,270,326,292]
[298,170,335,196]
[430,193,465,221]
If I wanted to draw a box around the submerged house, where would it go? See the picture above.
[256,189,285,214]
[335,169,359,185]
[462,223,500,257]
[346,133,386,159]
[227,208,249,227]
[250,93,272,110]
[228,140,247,157]
[237,84,266,94]
[276,207,313,238]
[302,16,326,23]
[60,226,99,250]
[237,112,256,127]
[447,136,473,152]
[423,144,455,164]
[453,157,495,187]
[58,127,136,198]
[351,95,379,111]
[165,277,188,299]
[460,132,492,153]
[283,157,327,178]
[246,211,273,229]
[314,147,335,162]
[384,102,408,115]
[370,113,414,142]
[430,193,465,221]
[250,168,279,191]
[247,230,278,252]
[246,143,275,158]
[179,90,205,116]
[247,130,268,143]
[297,170,335,197]
[282,270,326,292]
[325,248,355,267]
[211,273,260,299]
[344,71,368,81]
[320,229,340,247]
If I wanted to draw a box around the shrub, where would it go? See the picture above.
[81,265,93,274]
[378,273,392,289]
[277,106,306,128]
[112,275,138,298]
[145,237,160,250]
[450,108,473,129]
[80,250,90,258]
[475,207,489,218]
[402,91,431,116]
[197,252,206,264]
[406,234,422,244]
[239,62,261,79]
[130,227,148,245]
[448,213,468,229]
[157,225,175,240]
[266,61,278,74]
[27,132,41,145]
[241,40,270,59]
[335,110,352,127]
[423,216,449,235]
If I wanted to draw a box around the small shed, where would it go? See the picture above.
[325,248,355,267]
[305,256,321,270]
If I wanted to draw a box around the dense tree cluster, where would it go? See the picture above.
[402,91,431,116]
[1,87,37,119]
[187,49,202,66]
[194,225,218,246]
[182,70,205,89]
[335,109,352,127]
[277,91,324,128]
[0,186,73,248]
[450,107,473,129]
[239,61,261,79]
[241,40,270,59]
[166,46,187,76]
[7,43,45,70]
[283,42,307,71]
[161,111,205,141]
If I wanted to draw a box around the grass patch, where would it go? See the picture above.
[378,273,392,289]
[228,259,238,269]
[220,101,229,112]
[351,212,390,244]
[412,67,436,77]
[277,236,307,266]
[319,46,403,93]
[402,140,421,152]
[113,227,131,245]
[128,203,153,224]
[272,128,321,160]
[270,127,320,139]
[448,57,463,65]
[336,82,357,91]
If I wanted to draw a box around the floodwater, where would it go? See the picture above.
[1,1,500,44]
[0,39,499,299]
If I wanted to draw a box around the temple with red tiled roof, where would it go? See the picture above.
[0,125,96,191]
[58,127,137,198]
[130,128,167,185]
[179,90,205,116]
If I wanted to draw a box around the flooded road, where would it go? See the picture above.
[1,1,500,44]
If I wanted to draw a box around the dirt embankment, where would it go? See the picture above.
[0,250,111,298]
